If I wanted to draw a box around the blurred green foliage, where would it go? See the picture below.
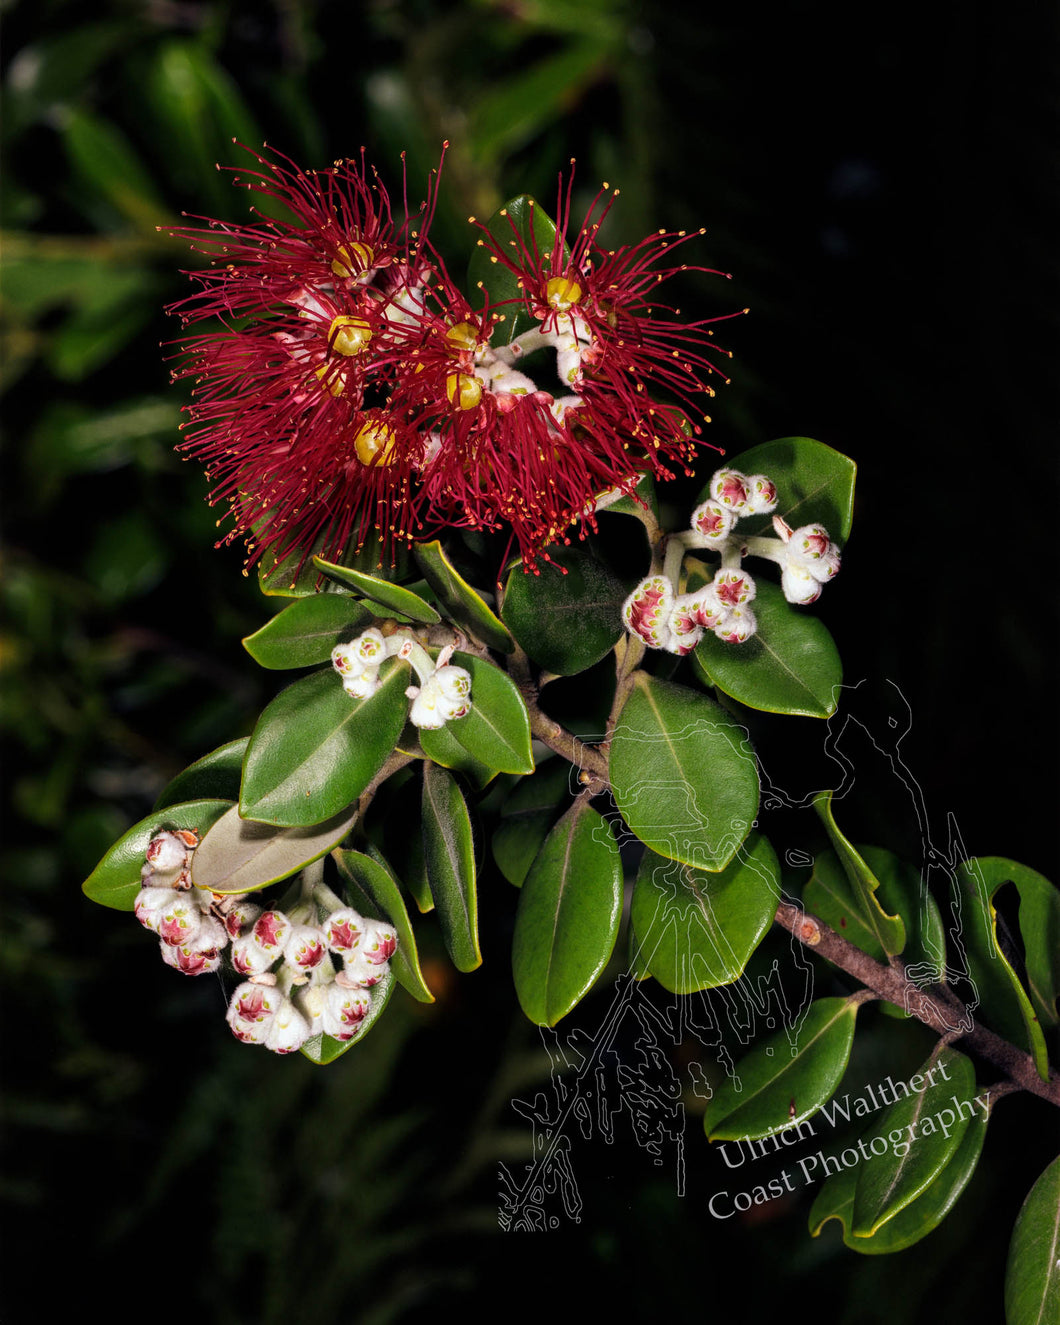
[2,0,1056,1319]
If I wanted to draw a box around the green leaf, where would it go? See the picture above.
[63,106,171,232]
[82,800,232,911]
[381,782,434,914]
[467,195,563,345]
[154,739,248,811]
[240,662,409,827]
[714,437,857,542]
[512,799,622,1026]
[502,544,629,676]
[243,595,372,670]
[1005,1154,1060,1325]
[631,833,779,993]
[444,652,534,775]
[189,803,357,896]
[333,849,435,1004]
[610,672,759,871]
[300,966,396,1065]
[703,997,860,1141]
[422,763,480,971]
[691,577,842,718]
[312,557,440,624]
[954,858,1052,1077]
[851,1046,977,1236]
[413,540,514,652]
[815,791,905,956]
[809,1107,988,1254]
[418,721,498,790]
[492,761,572,886]
[599,472,659,521]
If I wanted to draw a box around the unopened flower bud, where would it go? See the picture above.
[145,830,190,875]
[227,981,282,1043]
[156,895,202,947]
[360,919,398,966]
[710,468,751,512]
[623,575,675,650]
[745,475,778,514]
[231,934,274,977]
[323,983,371,1041]
[781,564,822,604]
[690,500,735,543]
[252,910,291,958]
[223,899,262,940]
[284,924,328,973]
[788,525,841,580]
[264,999,311,1054]
[340,951,385,988]
[713,568,757,609]
[134,885,180,934]
[714,606,757,644]
[665,600,703,656]
[325,908,363,953]
[160,935,223,976]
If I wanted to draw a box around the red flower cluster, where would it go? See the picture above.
[167,147,738,573]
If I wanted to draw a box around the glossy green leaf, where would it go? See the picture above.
[631,832,779,993]
[443,652,534,775]
[467,195,562,345]
[300,967,396,1066]
[691,576,842,718]
[712,437,857,542]
[243,595,372,670]
[492,762,572,886]
[610,672,759,871]
[313,557,440,624]
[851,1046,977,1236]
[334,849,434,1003]
[512,799,622,1026]
[954,858,1052,1078]
[382,781,433,914]
[809,1107,988,1254]
[815,791,905,956]
[1005,1154,1060,1325]
[422,763,480,971]
[502,544,628,676]
[154,739,248,811]
[189,803,356,896]
[82,800,232,911]
[240,662,409,826]
[414,540,514,652]
[703,997,860,1141]
[418,721,498,790]
[962,857,1060,1031]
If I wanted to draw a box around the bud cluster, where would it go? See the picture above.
[134,830,397,1055]
[332,628,472,730]
[622,465,841,653]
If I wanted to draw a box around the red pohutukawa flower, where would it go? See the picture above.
[165,145,444,573]
[166,146,738,573]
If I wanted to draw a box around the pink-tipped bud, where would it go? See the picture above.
[780,564,822,604]
[433,664,472,705]
[252,910,291,957]
[342,667,382,700]
[323,983,371,1041]
[231,934,274,976]
[331,643,357,675]
[623,575,675,650]
[134,885,180,934]
[340,951,384,988]
[360,919,398,965]
[353,628,387,664]
[713,568,757,609]
[690,500,735,543]
[325,908,364,953]
[745,475,778,514]
[145,829,192,875]
[224,899,262,940]
[710,468,751,512]
[665,601,703,655]
[788,525,841,580]
[714,606,758,644]
[284,924,328,973]
[156,895,202,947]
[160,933,223,976]
[227,980,282,1042]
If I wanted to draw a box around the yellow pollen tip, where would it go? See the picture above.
[446,373,483,411]
[331,241,375,278]
[328,316,373,356]
[354,418,399,467]
[445,321,480,353]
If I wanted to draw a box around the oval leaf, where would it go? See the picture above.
[189,803,357,895]
[1005,1154,1060,1325]
[809,1107,989,1255]
[313,557,440,624]
[502,544,629,676]
[610,672,759,872]
[631,832,779,993]
[418,720,498,790]
[850,1046,977,1236]
[154,740,248,811]
[414,540,514,652]
[703,996,860,1141]
[512,798,622,1026]
[467,195,563,345]
[243,595,371,670]
[445,651,534,775]
[300,966,396,1065]
[692,577,842,718]
[815,791,905,956]
[82,800,233,911]
[333,849,434,1003]
[422,762,480,971]
[710,436,856,542]
[240,661,409,827]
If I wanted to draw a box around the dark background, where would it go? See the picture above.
[2,1,1057,1320]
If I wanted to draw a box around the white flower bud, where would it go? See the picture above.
[223,899,262,941]
[342,666,382,700]
[690,500,735,543]
[622,575,675,650]
[787,525,841,581]
[156,895,202,947]
[323,983,371,1041]
[665,600,703,656]
[325,908,364,953]
[160,936,222,976]
[134,885,180,934]
[252,910,291,958]
[710,468,752,512]
[352,628,387,665]
[145,829,193,875]
[231,934,275,977]
[284,924,328,973]
[781,563,823,605]
[227,981,282,1042]
[360,919,398,966]
[714,606,758,644]
[713,568,757,609]
[341,950,385,988]
[264,999,311,1054]
[745,475,778,514]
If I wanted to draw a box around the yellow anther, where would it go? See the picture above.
[546,276,583,311]
[328,316,373,356]
[331,242,375,278]
[445,321,480,354]
[446,373,483,411]
[353,418,398,466]
[314,365,345,397]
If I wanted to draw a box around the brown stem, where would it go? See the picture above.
[774,901,1060,1108]
[507,644,610,792]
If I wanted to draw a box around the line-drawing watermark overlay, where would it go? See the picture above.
[498,678,991,1232]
